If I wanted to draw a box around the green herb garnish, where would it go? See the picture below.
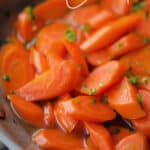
[65,29,76,42]
[88,88,96,96]
[141,77,148,84]
[137,94,142,103]
[81,84,87,90]
[117,42,123,48]
[132,1,145,12]
[125,72,139,85]
[143,37,150,44]
[24,6,35,22]
[91,98,96,104]
[2,75,10,81]
[82,24,91,32]
[101,96,108,104]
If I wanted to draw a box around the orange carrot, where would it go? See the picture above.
[30,47,49,74]
[59,96,116,122]
[87,9,117,29]
[34,0,67,22]
[17,60,79,101]
[116,133,148,150]
[54,93,78,133]
[120,45,150,76]
[87,32,145,66]
[7,94,44,127]
[86,137,98,150]
[108,77,146,119]
[17,8,42,42]
[44,102,55,127]
[79,61,127,95]
[32,129,83,149]
[80,11,143,52]
[36,23,69,55]
[0,40,35,93]
[85,122,115,150]
[63,40,89,76]
[108,126,134,144]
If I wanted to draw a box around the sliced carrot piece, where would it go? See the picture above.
[17,60,79,101]
[79,61,127,95]
[120,45,150,76]
[7,94,44,127]
[65,4,100,26]
[32,129,83,149]
[108,77,146,119]
[54,94,78,133]
[80,11,143,52]
[85,122,115,150]
[108,126,134,144]
[44,102,55,127]
[87,9,117,29]
[17,9,42,42]
[34,0,67,22]
[116,133,148,150]
[0,41,35,94]
[36,23,69,55]
[132,89,150,137]
[86,137,98,150]
[63,40,89,76]
[87,32,145,66]
[59,96,116,122]
[30,47,49,74]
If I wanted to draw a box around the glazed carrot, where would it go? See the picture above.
[136,15,150,39]
[32,129,83,149]
[132,89,150,137]
[59,96,116,122]
[86,137,98,150]
[87,10,117,29]
[63,40,89,76]
[80,11,143,52]
[36,23,69,55]
[30,47,49,74]
[54,94,78,133]
[65,4,100,25]
[0,41,35,94]
[17,60,79,101]
[17,8,42,42]
[34,0,67,22]
[79,61,127,95]
[7,94,44,127]
[85,122,115,150]
[108,77,146,119]
[108,126,134,144]
[44,102,55,127]
[116,133,148,150]
[120,45,150,76]
[87,32,145,66]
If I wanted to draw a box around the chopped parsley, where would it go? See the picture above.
[137,94,142,103]
[101,96,108,104]
[81,84,87,90]
[141,77,148,84]
[24,6,35,22]
[143,37,150,44]
[91,98,96,104]
[132,1,145,12]
[82,24,91,32]
[110,127,120,135]
[65,29,76,42]
[88,88,96,96]
[125,72,139,85]
[2,75,10,81]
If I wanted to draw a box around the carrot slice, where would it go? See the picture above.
[86,137,98,150]
[87,9,117,29]
[87,32,145,66]
[120,45,150,76]
[34,0,67,22]
[36,23,69,55]
[32,129,83,149]
[63,40,89,76]
[44,102,55,127]
[17,9,42,42]
[108,126,134,144]
[108,77,146,119]
[116,133,148,150]
[79,61,127,95]
[54,94,78,133]
[59,96,116,122]
[17,60,79,101]
[85,122,115,150]
[0,41,35,94]
[7,94,44,127]
[30,47,49,74]
[132,89,150,137]
[80,11,143,52]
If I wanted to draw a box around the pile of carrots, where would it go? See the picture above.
[0,0,150,149]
